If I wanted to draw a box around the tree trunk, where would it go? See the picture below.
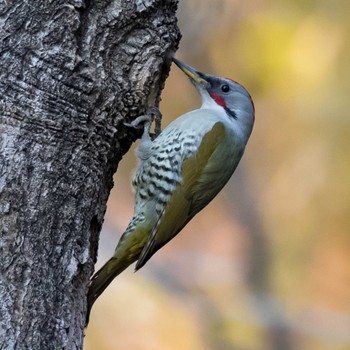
[0,1,180,349]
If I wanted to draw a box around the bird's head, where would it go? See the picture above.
[173,58,255,141]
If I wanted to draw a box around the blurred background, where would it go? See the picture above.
[85,1,350,349]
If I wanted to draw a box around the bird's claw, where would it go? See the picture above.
[150,107,162,138]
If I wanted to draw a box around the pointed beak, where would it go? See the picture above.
[172,58,210,88]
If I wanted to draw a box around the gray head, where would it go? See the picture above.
[173,58,255,141]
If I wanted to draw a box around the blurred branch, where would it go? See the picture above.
[227,165,294,350]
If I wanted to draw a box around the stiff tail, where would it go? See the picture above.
[86,257,128,325]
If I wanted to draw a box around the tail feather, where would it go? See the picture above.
[86,257,128,325]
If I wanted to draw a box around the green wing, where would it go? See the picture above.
[136,122,227,270]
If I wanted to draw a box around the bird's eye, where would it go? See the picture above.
[221,84,230,93]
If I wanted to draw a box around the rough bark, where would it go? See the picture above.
[0,0,180,349]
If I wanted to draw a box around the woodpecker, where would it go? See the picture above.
[87,58,255,321]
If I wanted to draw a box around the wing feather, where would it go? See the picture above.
[136,122,226,269]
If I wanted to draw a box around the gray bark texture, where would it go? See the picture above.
[0,0,180,349]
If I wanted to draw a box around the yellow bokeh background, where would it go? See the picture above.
[85,1,350,349]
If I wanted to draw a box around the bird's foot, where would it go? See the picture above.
[124,107,162,140]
